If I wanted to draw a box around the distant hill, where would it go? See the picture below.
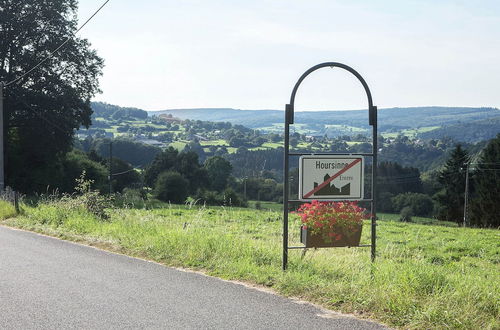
[418,116,500,143]
[148,106,500,142]
[87,103,500,143]
[92,102,148,120]
[84,102,497,174]
[148,108,284,128]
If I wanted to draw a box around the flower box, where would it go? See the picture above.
[295,201,366,248]
[300,224,362,248]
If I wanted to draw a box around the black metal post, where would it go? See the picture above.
[282,104,292,270]
[0,82,4,192]
[371,106,377,262]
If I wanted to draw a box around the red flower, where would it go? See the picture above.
[296,201,366,242]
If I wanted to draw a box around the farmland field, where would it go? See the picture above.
[382,126,441,139]
[199,139,229,146]
[168,141,187,151]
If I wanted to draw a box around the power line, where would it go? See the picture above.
[469,162,500,166]
[112,168,137,176]
[5,0,112,87]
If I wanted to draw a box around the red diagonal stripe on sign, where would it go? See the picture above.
[303,158,361,198]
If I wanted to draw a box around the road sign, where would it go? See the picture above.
[299,155,364,200]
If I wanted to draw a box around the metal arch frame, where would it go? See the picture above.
[282,62,378,270]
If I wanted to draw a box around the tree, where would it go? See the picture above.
[144,147,180,187]
[392,192,434,217]
[144,147,209,193]
[1,0,103,192]
[60,149,107,193]
[329,140,348,153]
[153,171,188,204]
[470,134,500,227]
[91,138,161,167]
[376,161,423,211]
[228,135,247,148]
[435,144,469,223]
[204,156,232,192]
[177,151,209,193]
[110,158,141,193]
[377,192,395,213]
[269,133,281,143]
[183,140,206,163]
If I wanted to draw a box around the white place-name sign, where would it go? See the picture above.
[299,155,364,200]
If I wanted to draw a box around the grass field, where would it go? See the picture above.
[247,200,283,211]
[325,124,368,134]
[382,126,440,139]
[261,142,282,148]
[168,141,187,151]
[199,139,229,146]
[1,199,498,329]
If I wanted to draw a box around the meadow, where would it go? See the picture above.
[0,199,498,329]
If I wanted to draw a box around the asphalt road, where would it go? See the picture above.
[0,225,387,329]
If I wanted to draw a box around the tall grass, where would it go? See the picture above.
[0,200,17,219]
[1,200,498,329]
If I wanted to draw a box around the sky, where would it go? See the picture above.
[77,0,500,111]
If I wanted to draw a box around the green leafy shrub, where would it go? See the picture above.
[154,171,189,203]
[399,206,413,222]
[74,171,112,220]
[194,188,247,207]
[114,188,147,208]
[377,191,394,212]
[220,188,245,207]
[0,200,17,219]
[392,192,434,216]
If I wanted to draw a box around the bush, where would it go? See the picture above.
[114,188,147,208]
[61,149,108,194]
[194,188,247,207]
[399,206,413,222]
[74,172,112,220]
[154,171,188,204]
[194,190,219,206]
[378,191,395,212]
[221,188,247,207]
[392,192,434,217]
[0,200,17,219]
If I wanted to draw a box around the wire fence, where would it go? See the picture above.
[0,186,21,214]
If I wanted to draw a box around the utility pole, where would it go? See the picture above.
[463,162,471,227]
[243,177,247,200]
[108,141,113,195]
[0,82,5,192]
